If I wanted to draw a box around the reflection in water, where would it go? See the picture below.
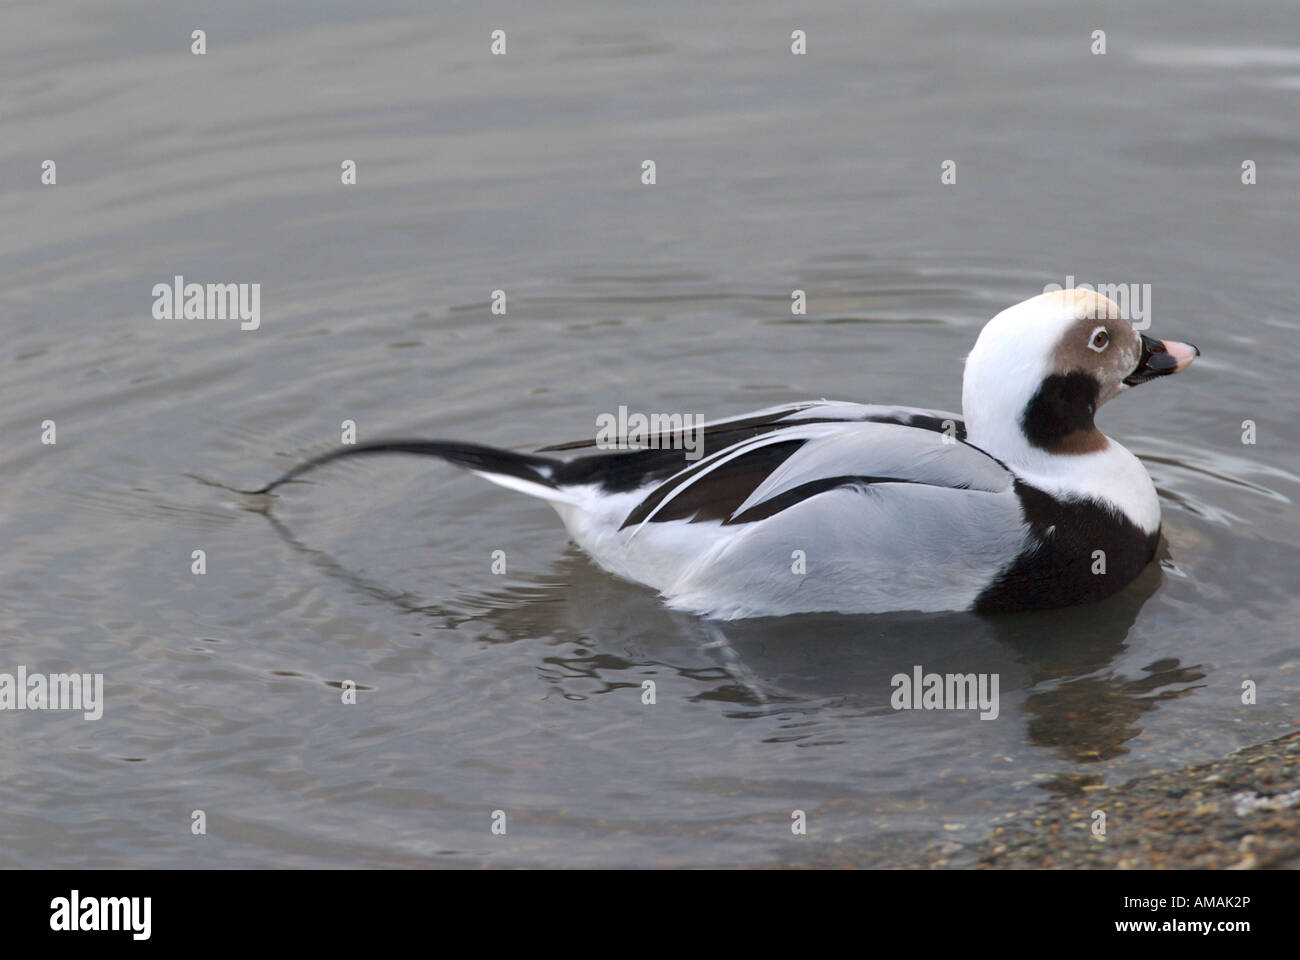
[240,484,1205,769]
[1024,658,1206,766]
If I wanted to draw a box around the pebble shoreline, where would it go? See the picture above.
[925,729,1300,869]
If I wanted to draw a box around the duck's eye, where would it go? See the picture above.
[1088,327,1109,352]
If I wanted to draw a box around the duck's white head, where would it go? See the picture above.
[962,290,1198,476]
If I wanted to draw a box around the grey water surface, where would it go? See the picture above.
[1,0,1297,867]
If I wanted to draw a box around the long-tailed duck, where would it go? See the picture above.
[250,290,1198,619]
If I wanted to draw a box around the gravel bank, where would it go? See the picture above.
[927,729,1300,869]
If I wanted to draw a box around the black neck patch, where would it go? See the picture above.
[1020,371,1100,450]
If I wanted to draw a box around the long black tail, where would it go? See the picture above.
[244,439,563,495]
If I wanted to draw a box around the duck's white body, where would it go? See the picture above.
[259,290,1197,619]
[549,402,1029,618]
[534,400,1156,619]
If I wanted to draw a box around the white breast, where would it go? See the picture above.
[1008,438,1161,534]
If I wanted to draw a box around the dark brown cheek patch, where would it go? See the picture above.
[1052,314,1142,402]
[1020,371,1109,454]
[1056,317,1127,372]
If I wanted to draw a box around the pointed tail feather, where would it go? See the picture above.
[245,439,570,501]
